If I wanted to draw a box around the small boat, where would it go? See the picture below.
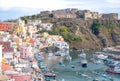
[92,52,108,60]
[65,55,72,63]
[39,61,47,69]
[93,79,99,81]
[44,72,56,77]
[59,61,65,67]
[44,72,56,81]
[106,66,120,74]
[71,65,75,68]
[81,59,87,68]
[78,49,88,68]
[78,73,91,78]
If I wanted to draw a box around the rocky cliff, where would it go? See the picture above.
[45,19,120,50]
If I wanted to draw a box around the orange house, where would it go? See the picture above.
[2,64,11,71]
[0,22,16,32]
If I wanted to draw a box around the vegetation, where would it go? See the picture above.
[90,21,102,36]
[49,14,54,18]
[44,26,83,43]
[21,17,28,24]
[106,21,115,32]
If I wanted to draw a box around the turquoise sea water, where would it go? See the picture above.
[43,50,120,81]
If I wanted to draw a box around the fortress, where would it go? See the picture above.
[39,8,118,20]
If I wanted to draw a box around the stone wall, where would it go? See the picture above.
[38,8,119,20]
[101,13,118,20]
[84,10,102,20]
[40,11,51,17]
[53,11,76,18]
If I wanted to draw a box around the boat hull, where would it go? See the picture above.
[106,69,120,74]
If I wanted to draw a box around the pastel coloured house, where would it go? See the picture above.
[20,47,29,59]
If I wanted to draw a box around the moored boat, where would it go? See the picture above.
[44,72,56,81]
[81,59,87,68]
[106,66,120,74]
[79,49,88,67]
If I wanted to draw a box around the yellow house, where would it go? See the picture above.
[42,32,49,37]
[14,26,23,34]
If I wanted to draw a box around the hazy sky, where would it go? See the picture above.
[0,0,120,21]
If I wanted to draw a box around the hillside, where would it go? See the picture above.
[42,18,120,50]
[18,8,120,50]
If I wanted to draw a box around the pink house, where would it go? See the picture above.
[7,74,31,81]
[20,47,32,59]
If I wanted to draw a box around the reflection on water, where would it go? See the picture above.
[44,50,70,68]
[41,50,120,81]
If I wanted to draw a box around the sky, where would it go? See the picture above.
[0,0,120,21]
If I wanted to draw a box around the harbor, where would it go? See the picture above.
[36,49,120,81]
[0,6,120,81]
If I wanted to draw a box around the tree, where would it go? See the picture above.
[91,21,102,36]
[47,26,83,43]
[60,26,69,32]
[49,14,54,18]
[21,17,28,24]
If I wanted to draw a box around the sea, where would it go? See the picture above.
[40,49,120,81]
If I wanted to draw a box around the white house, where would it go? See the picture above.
[40,23,53,31]
[54,42,69,50]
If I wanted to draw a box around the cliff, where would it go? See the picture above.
[46,19,120,50]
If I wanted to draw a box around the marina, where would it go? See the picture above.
[36,49,120,81]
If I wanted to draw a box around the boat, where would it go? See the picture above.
[65,55,72,63]
[59,61,65,67]
[39,61,47,69]
[78,49,88,67]
[44,72,56,77]
[78,49,86,59]
[93,79,99,81]
[81,59,87,68]
[106,66,120,74]
[44,72,56,81]
[92,52,108,60]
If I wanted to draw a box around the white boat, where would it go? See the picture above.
[93,52,108,60]
[106,63,120,74]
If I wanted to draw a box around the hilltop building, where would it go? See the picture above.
[101,13,118,20]
[38,8,118,20]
